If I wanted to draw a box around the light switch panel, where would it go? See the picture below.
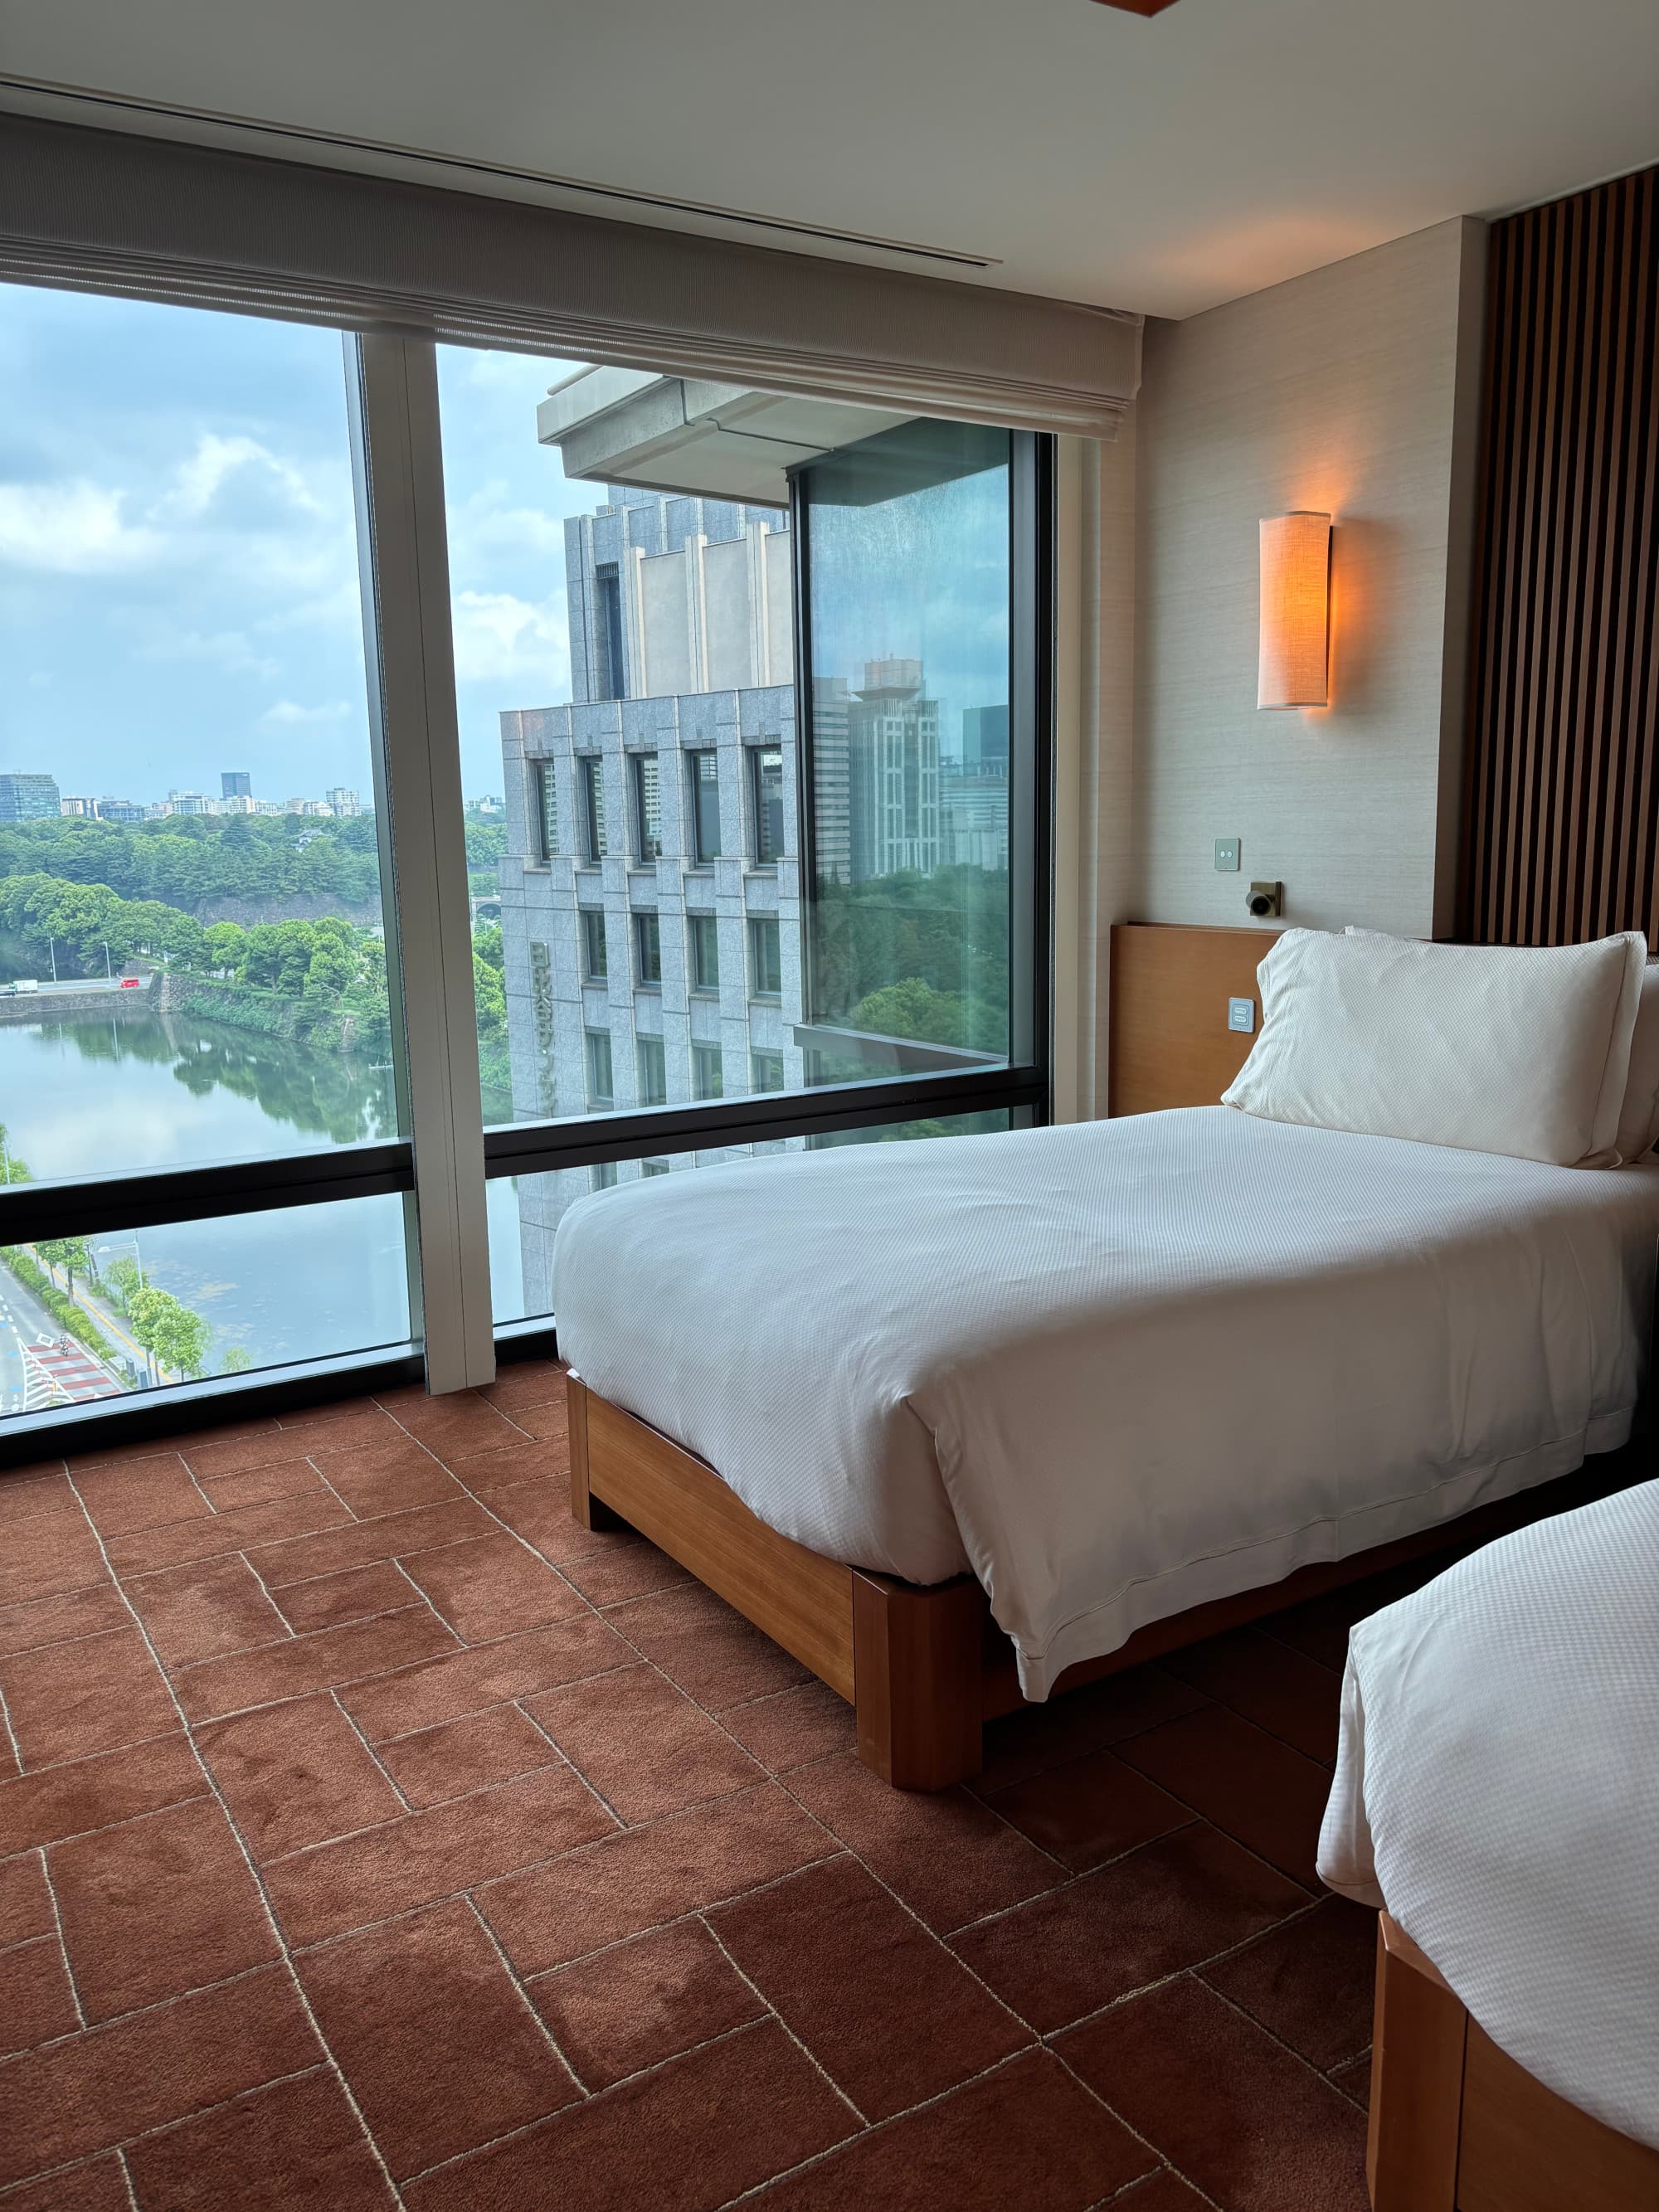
[1214,838,1240,873]
[1227,997,1256,1034]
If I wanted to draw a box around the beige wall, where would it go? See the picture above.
[1131,216,1486,941]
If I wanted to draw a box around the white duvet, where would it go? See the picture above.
[553,1107,1659,1697]
[1318,1480,1659,2151]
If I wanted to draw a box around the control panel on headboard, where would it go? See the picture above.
[1108,924,1282,1116]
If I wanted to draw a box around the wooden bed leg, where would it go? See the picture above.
[1369,1913,1467,2210]
[566,1372,628,1533]
[851,1571,987,1791]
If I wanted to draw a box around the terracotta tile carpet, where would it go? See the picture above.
[0,1362,1418,2210]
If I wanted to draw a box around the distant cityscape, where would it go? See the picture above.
[0,771,507,826]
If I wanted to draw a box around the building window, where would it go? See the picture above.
[592,563,625,702]
[749,916,782,999]
[752,746,785,864]
[636,1035,667,1106]
[531,761,558,861]
[633,752,662,859]
[688,914,721,992]
[688,750,722,862]
[634,912,662,987]
[641,1157,670,1178]
[578,756,608,861]
[692,1043,723,1100]
[751,1049,786,1094]
[580,910,608,983]
[591,1160,618,1192]
[584,1028,614,1109]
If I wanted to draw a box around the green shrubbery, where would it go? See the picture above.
[0,1247,119,1364]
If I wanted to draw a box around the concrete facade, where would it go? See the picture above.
[498,487,805,1312]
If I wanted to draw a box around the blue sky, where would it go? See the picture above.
[1,281,1009,809]
[0,283,594,804]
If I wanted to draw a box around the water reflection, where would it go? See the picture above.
[0,1011,400,1179]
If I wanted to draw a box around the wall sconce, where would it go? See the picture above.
[1258,512,1331,709]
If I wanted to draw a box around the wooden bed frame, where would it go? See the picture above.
[567,1372,1630,1789]
[1369,1915,1659,2211]
[567,921,1652,1788]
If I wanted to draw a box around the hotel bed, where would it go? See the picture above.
[1318,1480,1659,2210]
[555,925,1659,1787]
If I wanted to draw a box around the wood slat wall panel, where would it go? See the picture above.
[1461,166,1659,946]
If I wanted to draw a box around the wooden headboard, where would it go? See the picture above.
[1108,923,1282,1116]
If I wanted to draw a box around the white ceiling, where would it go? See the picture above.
[7,0,1657,318]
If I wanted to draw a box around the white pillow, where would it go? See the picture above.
[1222,928,1647,1166]
[1614,961,1659,1165]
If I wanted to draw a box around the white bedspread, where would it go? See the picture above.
[553,1107,1659,1697]
[1318,1480,1659,2151]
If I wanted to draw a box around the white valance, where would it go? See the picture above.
[0,115,1141,440]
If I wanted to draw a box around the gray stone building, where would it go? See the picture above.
[494,368,1010,1315]
[497,482,807,1307]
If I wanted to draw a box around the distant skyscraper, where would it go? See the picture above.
[326,788,361,817]
[846,662,940,881]
[221,771,252,800]
[960,706,1010,775]
[0,774,61,823]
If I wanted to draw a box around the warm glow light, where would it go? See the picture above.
[1258,512,1331,709]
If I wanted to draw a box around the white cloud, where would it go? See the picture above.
[260,698,353,727]
[450,589,571,694]
[139,628,281,682]
[155,433,326,523]
[0,479,163,572]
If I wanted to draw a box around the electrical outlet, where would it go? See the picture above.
[1246,880,1282,919]
[1228,997,1256,1034]
[1214,838,1240,873]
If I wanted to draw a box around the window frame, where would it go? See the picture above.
[635,1034,668,1107]
[583,1027,615,1110]
[632,751,663,861]
[750,742,785,865]
[634,911,663,989]
[747,916,783,999]
[691,1042,724,1101]
[579,907,609,984]
[485,429,1053,1183]
[531,759,558,863]
[577,755,609,863]
[688,912,721,994]
[688,748,722,863]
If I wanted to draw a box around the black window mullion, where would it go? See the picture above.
[483,1065,1046,1177]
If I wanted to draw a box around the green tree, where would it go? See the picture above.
[203,921,247,976]
[0,1121,30,1186]
[218,1345,254,1374]
[34,1237,93,1296]
[102,1255,144,1312]
[128,1285,212,1382]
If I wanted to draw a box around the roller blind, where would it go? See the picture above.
[0,115,1141,440]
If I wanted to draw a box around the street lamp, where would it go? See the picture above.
[96,1234,153,1383]
[100,941,112,980]
[46,936,58,984]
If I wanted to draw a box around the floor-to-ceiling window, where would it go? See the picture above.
[0,285,414,1420]
[435,354,1051,1327]
[1,290,1053,1429]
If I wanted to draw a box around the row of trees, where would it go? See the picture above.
[0,877,394,1049]
[0,1129,232,1388]
[0,809,510,918]
[812,863,1011,1053]
[0,812,382,912]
